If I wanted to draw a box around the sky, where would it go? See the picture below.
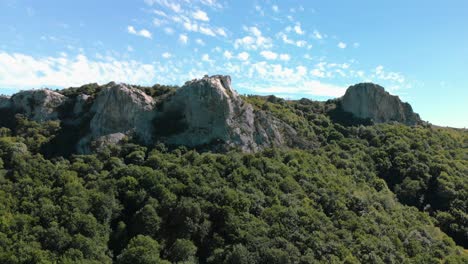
[0,0,467,128]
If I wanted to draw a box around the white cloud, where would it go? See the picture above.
[127,46,134,52]
[196,38,205,45]
[215,28,227,37]
[279,54,290,61]
[311,69,325,78]
[278,32,294,45]
[338,42,347,49]
[296,66,307,76]
[232,60,348,97]
[179,34,188,44]
[202,54,212,62]
[260,51,278,60]
[127,26,152,39]
[278,32,307,48]
[296,40,307,47]
[237,52,249,61]
[272,5,279,12]
[162,52,172,59]
[235,27,272,50]
[199,26,216,36]
[241,80,346,98]
[0,51,156,89]
[193,10,209,21]
[145,0,181,13]
[153,9,167,17]
[153,18,166,27]
[183,20,198,31]
[376,65,384,74]
[294,23,305,35]
[164,27,174,34]
[223,50,233,59]
[255,5,265,16]
[199,0,223,9]
[313,30,323,40]
[373,65,405,83]
[155,7,225,38]
[248,26,262,37]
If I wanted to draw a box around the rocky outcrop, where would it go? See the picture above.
[9,89,67,121]
[341,83,421,125]
[1,76,299,153]
[88,84,156,144]
[156,75,296,152]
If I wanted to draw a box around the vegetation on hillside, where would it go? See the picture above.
[0,91,466,263]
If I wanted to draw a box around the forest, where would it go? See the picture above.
[0,88,466,263]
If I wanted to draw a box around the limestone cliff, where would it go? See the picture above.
[156,75,296,152]
[341,83,421,125]
[3,76,423,154]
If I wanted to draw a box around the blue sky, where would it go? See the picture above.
[0,0,467,127]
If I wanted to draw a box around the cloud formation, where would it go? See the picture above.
[193,10,209,21]
[0,52,156,88]
[127,26,152,39]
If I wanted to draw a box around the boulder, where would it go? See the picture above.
[341,83,421,125]
[10,89,66,121]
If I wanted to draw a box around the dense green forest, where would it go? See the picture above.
[0,91,466,263]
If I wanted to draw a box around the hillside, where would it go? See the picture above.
[0,76,466,263]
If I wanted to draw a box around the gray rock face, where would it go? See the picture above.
[2,76,299,153]
[88,84,156,144]
[158,75,295,152]
[10,89,66,121]
[341,83,421,125]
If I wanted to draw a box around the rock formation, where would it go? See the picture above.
[0,77,421,154]
[341,83,421,125]
[8,89,67,121]
[157,75,296,152]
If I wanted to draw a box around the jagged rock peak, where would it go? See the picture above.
[184,75,237,99]
[341,83,421,125]
[9,89,67,121]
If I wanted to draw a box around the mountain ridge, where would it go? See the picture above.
[0,75,424,154]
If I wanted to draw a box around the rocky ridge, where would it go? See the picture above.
[0,76,422,153]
